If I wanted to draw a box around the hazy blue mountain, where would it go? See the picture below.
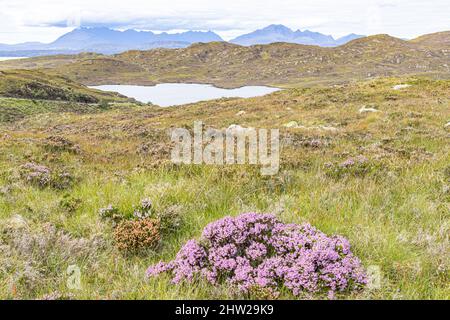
[230,24,295,45]
[0,27,224,55]
[47,27,223,51]
[334,33,365,45]
[230,24,364,47]
[0,26,365,56]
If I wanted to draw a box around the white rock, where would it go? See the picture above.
[227,124,253,132]
[359,106,379,113]
[392,84,411,90]
[284,121,299,128]
[444,122,450,129]
[235,110,246,116]
[318,125,338,132]
[7,214,28,229]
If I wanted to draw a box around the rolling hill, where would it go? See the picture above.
[1,32,447,88]
[0,25,363,57]
[0,69,130,102]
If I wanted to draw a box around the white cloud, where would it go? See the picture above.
[0,0,448,43]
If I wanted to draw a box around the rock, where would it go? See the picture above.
[318,125,338,132]
[359,105,379,113]
[284,121,299,128]
[444,122,450,129]
[227,124,252,133]
[235,110,246,116]
[7,214,28,229]
[392,84,411,90]
[443,185,450,194]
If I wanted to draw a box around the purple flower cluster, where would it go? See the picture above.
[147,213,366,297]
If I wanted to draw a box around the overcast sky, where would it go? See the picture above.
[0,0,448,44]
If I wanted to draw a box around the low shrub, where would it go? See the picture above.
[20,162,76,190]
[324,155,379,179]
[102,199,183,233]
[99,204,123,225]
[0,221,103,296]
[20,162,51,187]
[156,205,183,234]
[114,218,160,253]
[132,198,153,220]
[147,213,366,298]
[42,136,81,154]
[59,194,82,214]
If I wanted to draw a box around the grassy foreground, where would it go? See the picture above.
[0,77,448,299]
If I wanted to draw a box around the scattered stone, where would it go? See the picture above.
[442,185,449,194]
[318,125,338,132]
[235,110,246,116]
[283,121,338,132]
[444,122,450,129]
[284,121,299,128]
[7,214,28,229]
[227,124,252,132]
[359,105,379,113]
[392,84,411,90]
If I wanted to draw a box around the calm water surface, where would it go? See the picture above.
[0,57,28,61]
[90,83,280,107]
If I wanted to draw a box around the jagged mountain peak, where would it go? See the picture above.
[231,24,364,47]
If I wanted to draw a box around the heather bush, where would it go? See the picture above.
[114,218,161,253]
[99,204,123,225]
[20,163,51,187]
[20,162,76,190]
[132,198,153,220]
[101,199,183,234]
[51,170,75,190]
[59,194,82,214]
[147,213,366,298]
[0,221,103,296]
[42,136,81,154]
[324,155,379,179]
[156,205,183,233]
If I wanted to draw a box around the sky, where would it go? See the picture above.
[0,0,449,44]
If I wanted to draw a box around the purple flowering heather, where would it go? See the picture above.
[147,213,366,297]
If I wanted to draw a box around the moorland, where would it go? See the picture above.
[0,32,448,300]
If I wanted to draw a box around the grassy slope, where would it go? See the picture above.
[0,33,448,88]
[411,31,450,50]
[0,77,448,299]
[0,69,130,102]
[0,69,137,123]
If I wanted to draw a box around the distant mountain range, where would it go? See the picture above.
[1,32,449,89]
[230,24,364,46]
[0,27,223,56]
[0,25,366,56]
